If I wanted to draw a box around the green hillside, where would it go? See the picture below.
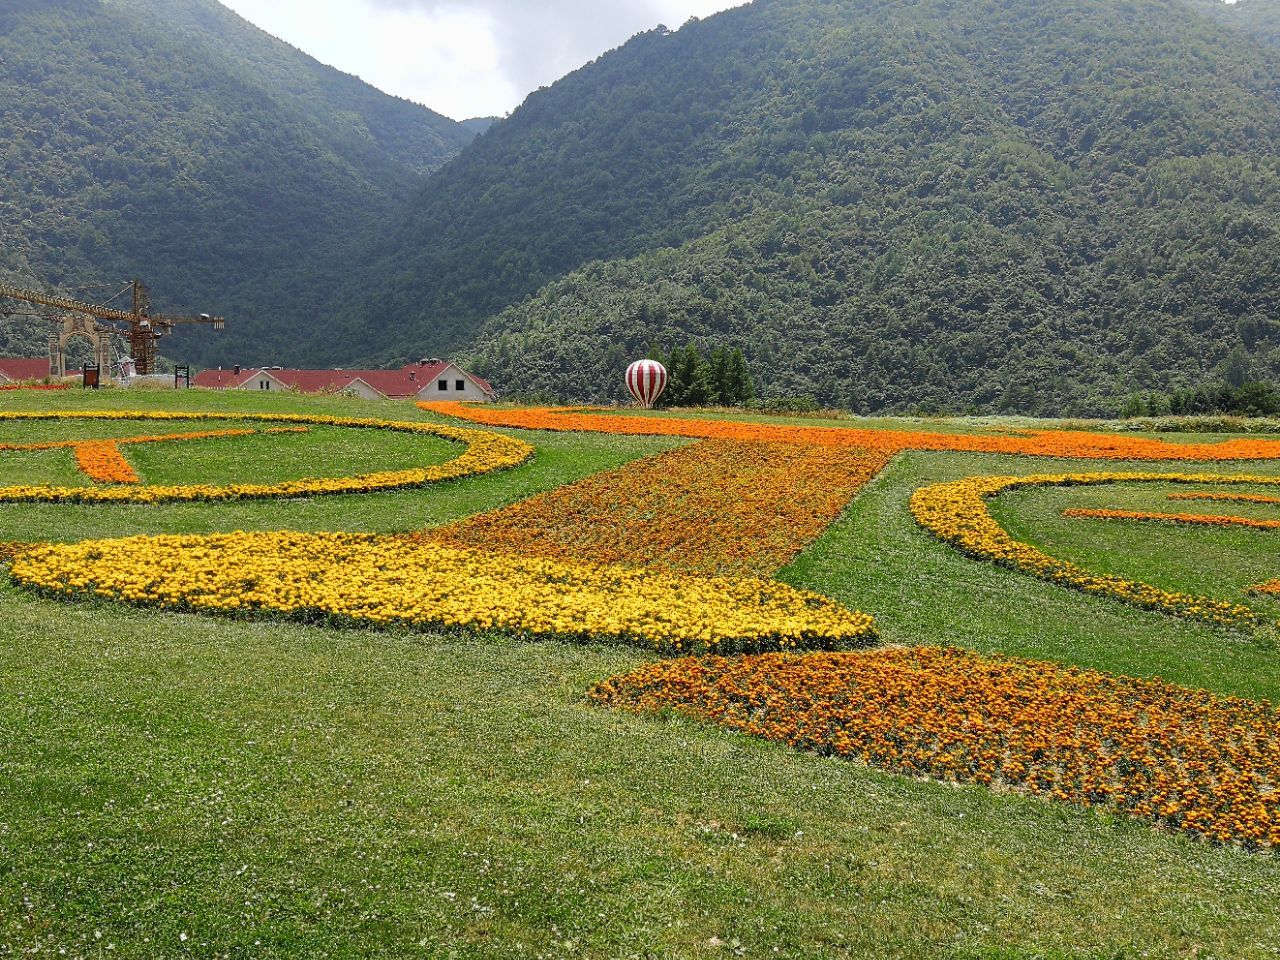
[0,0,474,366]
[328,0,1280,414]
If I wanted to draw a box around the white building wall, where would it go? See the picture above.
[341,380,384,401]
[417,365,493,402]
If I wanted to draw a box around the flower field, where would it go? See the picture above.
[7,395,1280,955]
[8,530,875,653]
[590,648,1280,848]
[428,439,894,576]
[422,400,1280,461]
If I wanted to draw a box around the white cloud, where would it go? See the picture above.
[217,0,748,119]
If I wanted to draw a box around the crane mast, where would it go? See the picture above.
[0,279,225,376]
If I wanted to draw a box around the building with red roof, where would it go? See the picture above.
[192,359,495,401]
[0,358,51,383]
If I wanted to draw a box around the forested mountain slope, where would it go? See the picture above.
[338,0,1280,414]
[0,0,474,364]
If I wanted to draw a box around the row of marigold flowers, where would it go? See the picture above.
[590,647,1280,849]
[7,530,878,655]
[420,401,1280,461]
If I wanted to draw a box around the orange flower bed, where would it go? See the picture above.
[0,383,67,392]
[591,647,1280,849]
[1170,492,1280,506]
[1064,508,1280,531]
[1252,580,1280,596]
[421,402,1280,462]
[428,440,893,576]
[73,441,139,484]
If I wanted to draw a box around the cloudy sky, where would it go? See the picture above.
[218,0,751,120]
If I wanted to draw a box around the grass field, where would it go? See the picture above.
[2,389,1280,958]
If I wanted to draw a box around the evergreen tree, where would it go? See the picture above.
[726,348,754,405]
[708,345,728,405]
[683,344,714,406]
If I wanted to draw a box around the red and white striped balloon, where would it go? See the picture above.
[625,359,667,409]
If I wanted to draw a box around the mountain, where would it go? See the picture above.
[324,0,1280,415]
[460,118,503,136]
[0,0,475,365]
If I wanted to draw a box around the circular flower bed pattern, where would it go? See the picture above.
[0,410,532,502]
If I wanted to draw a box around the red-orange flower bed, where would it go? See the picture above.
[0,383,67,392]
[422,402,1280,462]
[429,439,893,577]
[1251,580,1280,596]
[73,441,139,484]
[1063,508,1280,531]
[591,647,1280,849]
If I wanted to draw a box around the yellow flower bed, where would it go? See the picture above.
[9,531,877,654]
[911,471,1280,630]
[0,411,532,502]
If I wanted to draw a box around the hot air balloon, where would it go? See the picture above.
[626,359,667,409]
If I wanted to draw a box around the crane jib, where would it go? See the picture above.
[0,280,225,376]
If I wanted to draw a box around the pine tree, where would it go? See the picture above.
[726,348,754,405]
[708,345,728,405]
[683,344,713,406]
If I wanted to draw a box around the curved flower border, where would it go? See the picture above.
[0,411,533,503]
[910,471,1280,631]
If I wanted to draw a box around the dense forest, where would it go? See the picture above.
[335,0,1280,414]
[0,0,475,364]
[6,0,1280,413]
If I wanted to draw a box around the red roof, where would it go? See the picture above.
[0,358,50,382]
[192,367,262,389]
[192,362,495,398]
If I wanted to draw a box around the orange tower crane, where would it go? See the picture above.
[0,279,225,375]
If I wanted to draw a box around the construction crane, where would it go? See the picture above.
[0,279,225,375]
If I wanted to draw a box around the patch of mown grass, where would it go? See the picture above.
[3,584,1280,959]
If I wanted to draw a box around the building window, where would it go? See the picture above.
[260,380,270,390]
[437,380,448,391]
[455,379,465,390]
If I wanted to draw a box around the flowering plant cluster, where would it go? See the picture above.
[0,383,68,392]
[910,471,1280,630]
[0,411,531,502]
[590,647,1280,849]
[73,440,141,484]
[432,439,893,577]
[1063,507,1280,531]
[10,531,876,654]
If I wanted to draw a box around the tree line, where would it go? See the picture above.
[647,343,754,407]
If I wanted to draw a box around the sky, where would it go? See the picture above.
[218,0,751,120]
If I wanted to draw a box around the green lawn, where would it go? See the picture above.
[2,390,1280,957]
